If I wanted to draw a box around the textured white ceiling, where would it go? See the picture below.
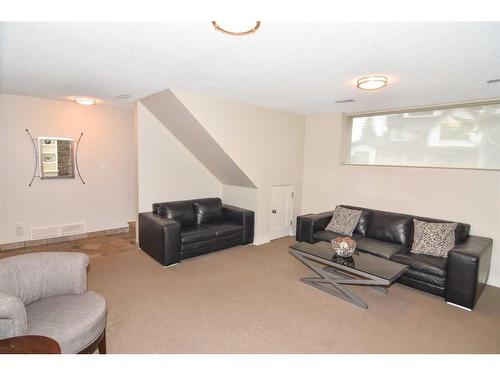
[1,22,499,114]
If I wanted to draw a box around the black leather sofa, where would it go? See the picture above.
[296,205,493,310]
[139,198,254,267]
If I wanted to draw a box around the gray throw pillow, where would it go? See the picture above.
[325,206,362,236]
[411,219,458,258]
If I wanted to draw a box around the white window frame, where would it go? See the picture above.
[343,100,500,171]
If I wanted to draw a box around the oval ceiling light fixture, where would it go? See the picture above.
[357,75,388,90]
[74,97,96,106]
[212,21,261,36]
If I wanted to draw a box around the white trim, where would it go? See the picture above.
[253,236,270,246]
[347,97,500,117]
[446,301,472,312]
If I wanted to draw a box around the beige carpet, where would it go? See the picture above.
[80,235,500,354]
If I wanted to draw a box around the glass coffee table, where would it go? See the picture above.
[289,241,409,309]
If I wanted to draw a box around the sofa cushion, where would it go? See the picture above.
[397,274,445,296]
[401,269,447,288]
[340,205,372,237]
[201,223,242,238]
[26,291,106,354]
[366,211,412,246]
[334,205,470,247]
[325,206,362,236]
[411,219,458,258]
[412,215,470,245]
[390,250,447,278]
[181,238,217,253]
[355,237,406,259]
[313,230,361,243]
[193,198,224,225]
[157,201,195,227]
[181,226,216,244]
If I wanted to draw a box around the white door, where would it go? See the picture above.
[270,185,294,240]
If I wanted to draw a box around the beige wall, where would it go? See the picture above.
[302,113,500,287]
[136,102,222,213]
[172,90,306,244]
[222,185,258,211]
[0,93,137,245]
[140,89,255,189]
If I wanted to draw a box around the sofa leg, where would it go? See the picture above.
[446,301,472,312]
[164,263,179,268]
[98,330,107,354]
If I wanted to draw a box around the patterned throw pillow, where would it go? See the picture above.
[411,219,458,258]
[325,206,362,236]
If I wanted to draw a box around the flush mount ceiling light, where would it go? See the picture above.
[117,94,131,99]
[212,21,261,36]
[357,76,388,90]
[74,97,96,106]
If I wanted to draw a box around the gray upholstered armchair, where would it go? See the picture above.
[0,252,107,354]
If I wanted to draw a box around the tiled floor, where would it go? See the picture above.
[0,231,136,260]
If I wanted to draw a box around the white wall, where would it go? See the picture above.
[172,90,306,244]
[136,102,222,213]
[0,93,137,244]
[222,184,258,212]
[302,113,500,287]
[140,90,255,188]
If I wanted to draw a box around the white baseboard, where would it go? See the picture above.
[254,234,297,246]
[253,236,270,246]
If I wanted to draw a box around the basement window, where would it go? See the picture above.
[344,102,500,170]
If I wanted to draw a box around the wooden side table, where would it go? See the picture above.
[0,335,61,354]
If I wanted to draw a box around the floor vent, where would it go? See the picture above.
[31,226,59,240]
[60,223,86,236]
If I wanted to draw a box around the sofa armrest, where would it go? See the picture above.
[296,211,334,243]
[223,205,255,244]
[139,212,181,266]
[0,292,27,339]
[445,235,493,310]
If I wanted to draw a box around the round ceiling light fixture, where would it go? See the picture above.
[356,76,388,90]
[212,21,261,36]
[74,97,96,106]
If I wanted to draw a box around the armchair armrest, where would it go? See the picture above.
[296,211,334,243]
[445,235,493,310]
[223,205,254,244]
[0,292,27,339]
[139,212,181,266]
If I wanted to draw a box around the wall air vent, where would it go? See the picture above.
[334,99,355,104]
[60,223,86,236]
[30,223,86,240]
[31,226,59,240]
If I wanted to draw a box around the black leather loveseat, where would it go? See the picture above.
[139,198,254,267]
[296,205,493,310]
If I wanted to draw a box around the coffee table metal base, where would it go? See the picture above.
[291,250,389,309]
